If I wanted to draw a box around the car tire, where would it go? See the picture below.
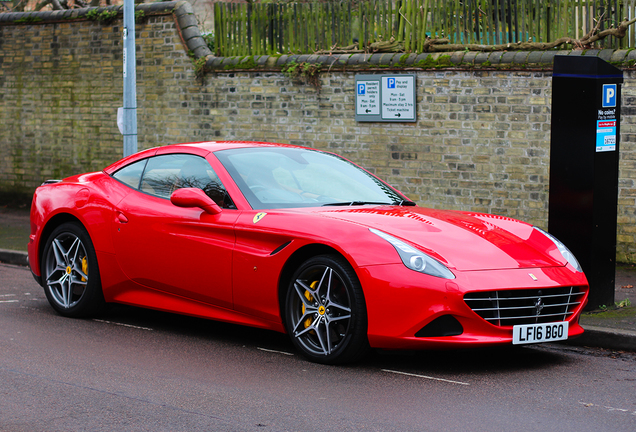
[285,255,369,364]
[41,222,105,317]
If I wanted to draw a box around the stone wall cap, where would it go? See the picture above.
[178,14,199,30]
[611,50,629,63]
[462,52,478,64]
[450,52,465,65]
[193,45,211,58]
[181,26,200,41]
[473,52,491,64]
[202,49,636,73]
[0,1,179,25]
[512,52,529,64]
[403,53,418,65]
[488,52,505,64]
[599,49,614,61]
[526,52,543,64]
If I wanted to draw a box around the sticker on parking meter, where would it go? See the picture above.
[602,84,617,108]
[596,120,617,152]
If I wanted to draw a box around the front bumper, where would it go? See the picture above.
[357,263,589,350]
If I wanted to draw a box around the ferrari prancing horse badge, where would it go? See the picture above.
[253,212,267,223]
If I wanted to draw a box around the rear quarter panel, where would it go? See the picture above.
[29,172,130,278]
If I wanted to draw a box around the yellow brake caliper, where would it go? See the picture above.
[302,281,318,329]
[81,256,88,282]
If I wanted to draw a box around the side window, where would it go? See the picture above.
[112,159,148,189]
[139,154,181,198]
[140,154,234,209]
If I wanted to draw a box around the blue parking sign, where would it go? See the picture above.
[603,84,616,108]
[358,83,366,95]
[387,78,396,89]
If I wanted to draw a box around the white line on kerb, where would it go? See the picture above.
[92,319,153,331]
[382,369,470,386]
[257,347,294,356]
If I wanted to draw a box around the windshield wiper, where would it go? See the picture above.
[323,200,417,207]
[394,200,416,206]
[322,201,392,207]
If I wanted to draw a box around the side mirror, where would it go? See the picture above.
[170,188,222,215]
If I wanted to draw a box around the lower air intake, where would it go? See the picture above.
[415,315,463,337]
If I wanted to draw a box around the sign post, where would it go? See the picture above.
[122,0,138,157]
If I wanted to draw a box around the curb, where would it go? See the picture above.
[561,325,636,352]
[0,249,28,267]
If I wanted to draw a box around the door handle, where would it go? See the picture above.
[116,211,129,223]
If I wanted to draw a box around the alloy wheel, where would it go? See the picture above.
[44,231,90,310]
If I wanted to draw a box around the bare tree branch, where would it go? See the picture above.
[34,0,53,11]
[316,16,636,55]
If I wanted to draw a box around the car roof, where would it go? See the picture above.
[181,141,300,152]
[103,141,306,174]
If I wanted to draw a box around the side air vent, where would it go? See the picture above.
[270,241,292,256]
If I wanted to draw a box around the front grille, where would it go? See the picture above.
[464,287,586,327]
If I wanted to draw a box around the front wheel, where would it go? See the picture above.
[284,255,369,364]
[41,222,105,317]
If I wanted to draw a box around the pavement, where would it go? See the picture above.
[1,204,635,352]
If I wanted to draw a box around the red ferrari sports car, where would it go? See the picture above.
[28,141,589,364]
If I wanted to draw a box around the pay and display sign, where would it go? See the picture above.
[355,74,416,122]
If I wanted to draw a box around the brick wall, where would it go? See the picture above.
[1,2,635,262]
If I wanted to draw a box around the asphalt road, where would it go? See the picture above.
[1,263,635,432]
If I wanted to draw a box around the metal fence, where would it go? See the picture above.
[213,0,636,56]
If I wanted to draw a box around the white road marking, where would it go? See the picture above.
[257,347,294,356]
[92,319,153,331]
[0,300,19,303]
[381,369,470,386]
[0,294,17,297]
[579,401,636,415]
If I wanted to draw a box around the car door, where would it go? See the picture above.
[111,152,238,309]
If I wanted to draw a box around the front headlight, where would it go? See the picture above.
[369,228,455,279]
[533,227,582,272]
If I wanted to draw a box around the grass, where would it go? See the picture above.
[581,305,636,324]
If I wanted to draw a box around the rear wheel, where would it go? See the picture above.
[285,255,368,364]
[41,222,105,317]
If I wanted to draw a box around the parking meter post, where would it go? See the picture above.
[122,0,138,157]
[548,56,623,310]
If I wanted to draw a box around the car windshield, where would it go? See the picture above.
[215,147,410,210]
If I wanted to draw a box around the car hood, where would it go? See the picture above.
[309,206,565,271]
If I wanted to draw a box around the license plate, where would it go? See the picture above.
[512,322,569,345]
